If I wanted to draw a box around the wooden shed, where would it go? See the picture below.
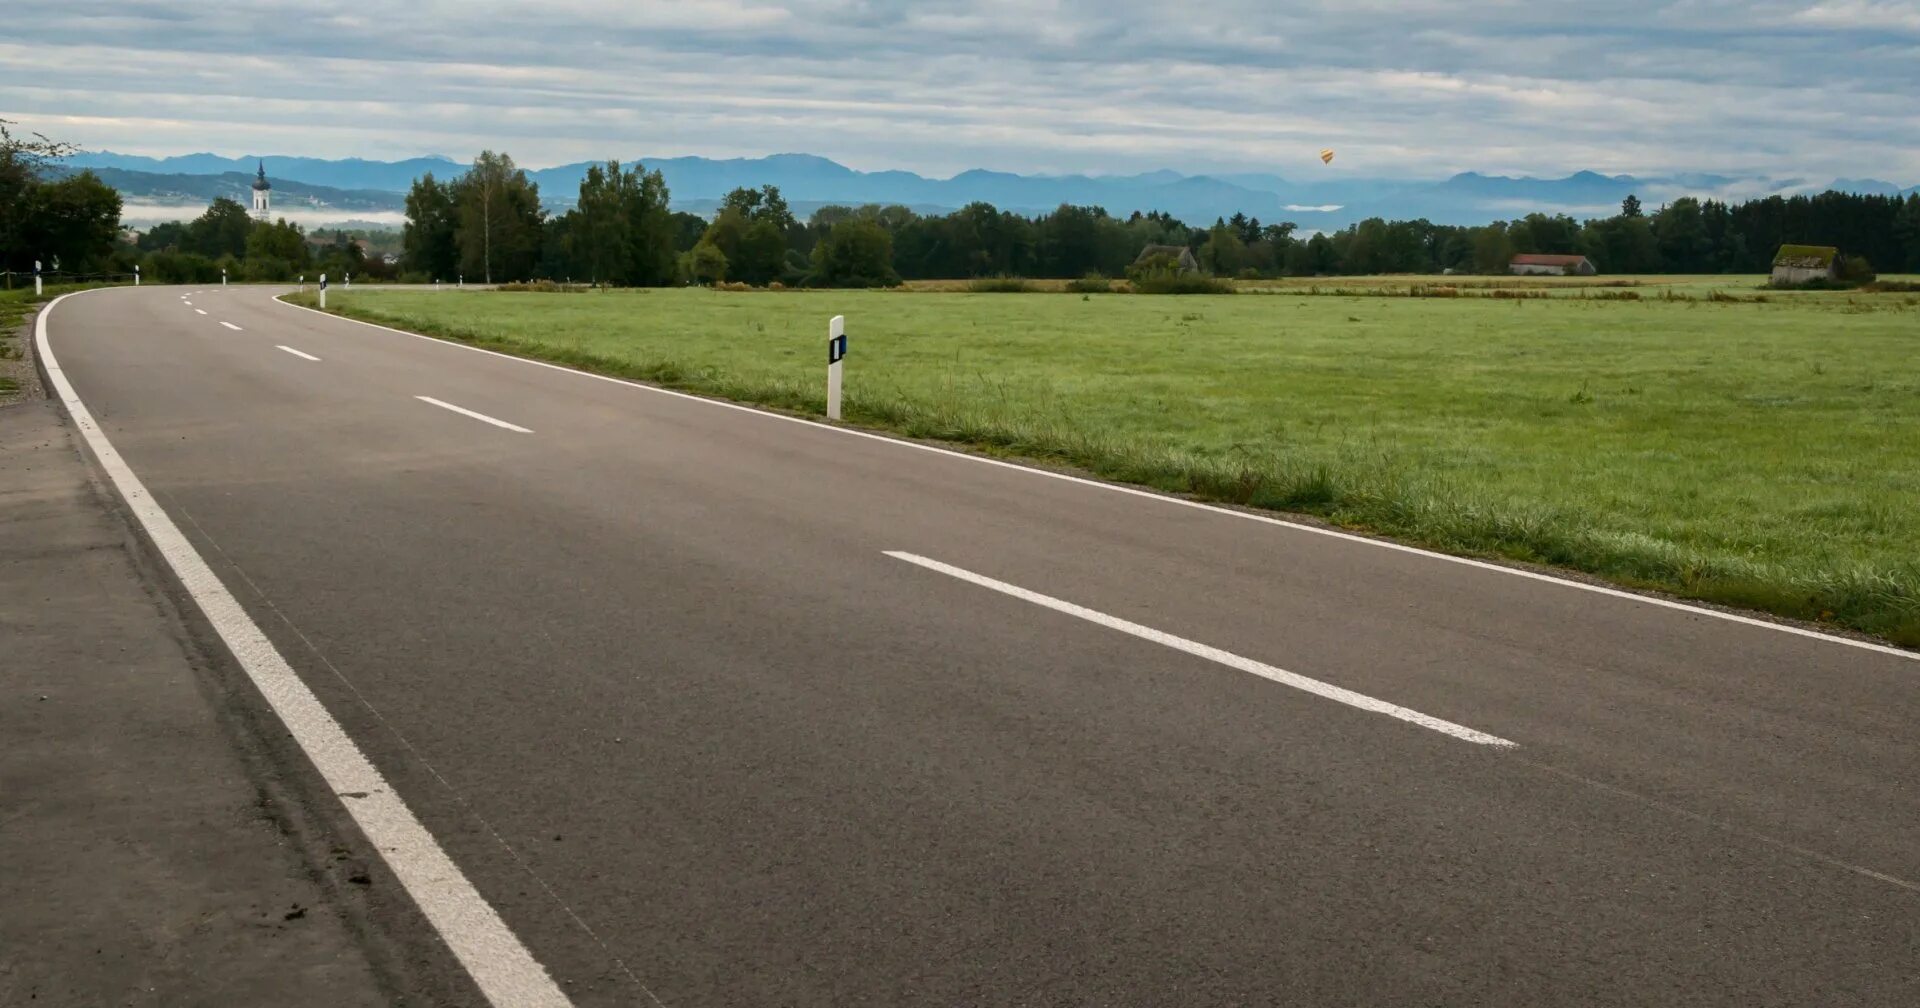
[1133,244,1201,275]
[1509,253,1597,276]
[1770,245,1839,285]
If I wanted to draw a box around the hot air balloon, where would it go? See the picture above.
[1319,148,1335,165]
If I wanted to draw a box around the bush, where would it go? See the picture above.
[806,217,900,288]
[495,280,579,293]
[1124,251,1233,294]
[968,275,1036,293]
[1860,280,1920,293]
[143,250,220,284]
[1065,271,1112,294]
[1838,255,1877,284]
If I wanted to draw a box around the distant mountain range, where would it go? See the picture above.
[55,165,407,213]
[63,151,1919,230]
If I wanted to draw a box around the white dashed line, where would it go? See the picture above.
[277,345,320,361]
[886,550,1518,748]
[415,396,533,433]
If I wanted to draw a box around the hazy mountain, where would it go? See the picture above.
[55,166,408,212]
[63,151,464,192]
[1831,177,1908,196]
[65,151,1916,230]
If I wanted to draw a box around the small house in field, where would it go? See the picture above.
[1770,245,1839,285]
[1509,253,1596,276]
[1134,244,1201,274]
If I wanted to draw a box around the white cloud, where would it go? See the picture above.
[0,1,1915,182]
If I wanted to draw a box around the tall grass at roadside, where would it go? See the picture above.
[968,276,1038,293]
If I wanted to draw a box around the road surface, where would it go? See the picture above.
[37,284,1920,1006]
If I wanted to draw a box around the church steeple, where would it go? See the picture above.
[251,160,271,220]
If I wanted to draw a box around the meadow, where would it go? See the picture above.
[299,284,1920,645]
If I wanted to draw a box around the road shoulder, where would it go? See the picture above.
[0,379,395,1002]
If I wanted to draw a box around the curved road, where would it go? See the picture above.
[39,284,1920,1006]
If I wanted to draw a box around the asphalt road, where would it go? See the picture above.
[40,284,1920,1006]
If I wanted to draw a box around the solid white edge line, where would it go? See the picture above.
[415,395,534,433]
[277,345,321,361]
[887,551,1517,748]
[270,294,1918,664]
[38,291,573,1008]
[220,321,243,331]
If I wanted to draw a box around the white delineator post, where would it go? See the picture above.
[34,260,42,296]
[826,314,847,421]
[133,265,141,286]
[222,268,228,287]
[319,273,328,310]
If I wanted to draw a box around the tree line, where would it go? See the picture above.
[0,120,122,277]
[9,122,1919,287]
[400,152,1920,285]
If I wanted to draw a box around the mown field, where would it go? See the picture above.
[297,284,1920,645]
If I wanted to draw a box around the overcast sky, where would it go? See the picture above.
[2,1,1916,180]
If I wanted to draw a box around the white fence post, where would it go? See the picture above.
[826,315,846,421]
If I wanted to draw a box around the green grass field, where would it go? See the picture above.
[299,285,1920,645]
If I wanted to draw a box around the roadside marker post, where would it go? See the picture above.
[346,272,352,289]
[33,260,41,296]
[133,265,141,286]
[319,273,328,310]
[827,315,847,421]
[222,268,227,287]
[297,275,305,293]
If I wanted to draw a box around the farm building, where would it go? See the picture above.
[1509,253,1597,276]
[1134,244,1201,274]
[1770,245,1839,285]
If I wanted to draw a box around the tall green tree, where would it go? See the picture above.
[138,221,188,252]
[809,216,899,288]
[184,198,254,260]
[0,118,77,271]
[1471,222,1514,274]
[241,217,311,279]
[1652,197,1710,272]
[22,170,123,272]
[566,160,675,286]
[451,151,544,283]
[401,172,459,280]
[697,185,796,285]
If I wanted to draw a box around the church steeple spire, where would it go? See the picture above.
[251,160,271,219]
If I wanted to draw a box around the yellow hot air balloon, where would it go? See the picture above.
[1319,148,1335,165]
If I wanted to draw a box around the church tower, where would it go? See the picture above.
[251,160,271,220]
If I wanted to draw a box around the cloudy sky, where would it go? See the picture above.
[3,1,1916,180]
